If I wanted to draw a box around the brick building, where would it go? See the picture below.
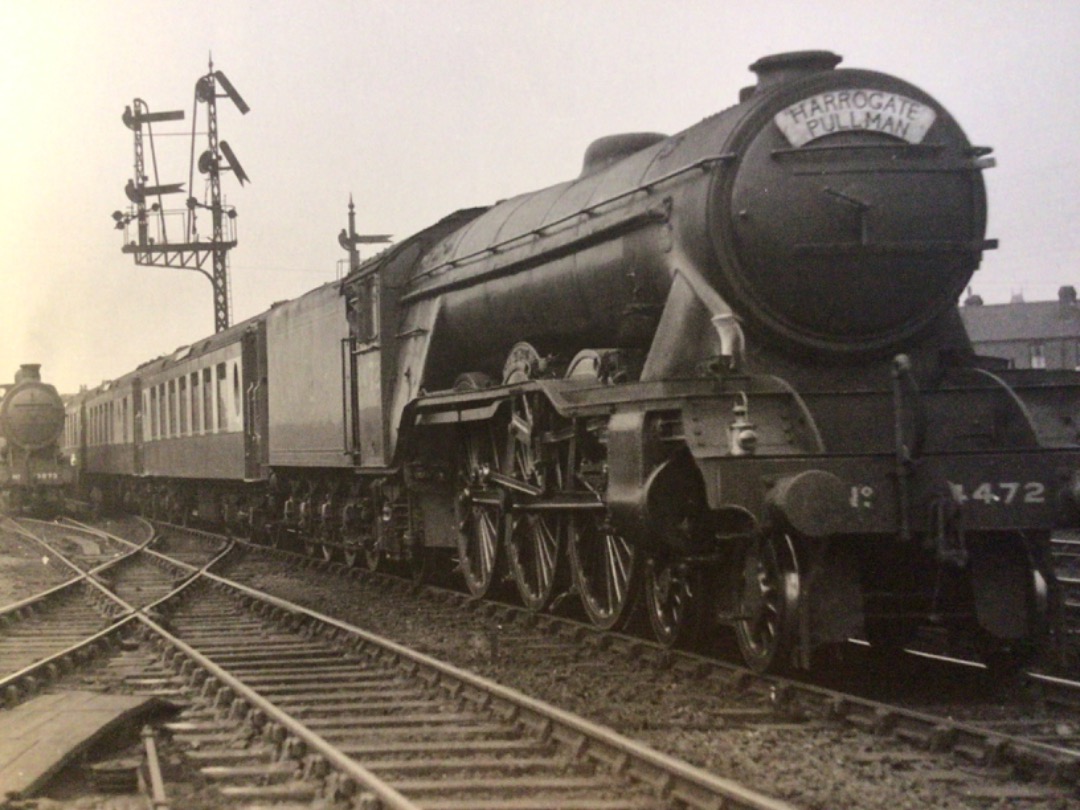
[961,286,1080,370]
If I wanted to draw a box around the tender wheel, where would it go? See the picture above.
[456,422,505,598]
[506,393,568,611]
[645,553,699,647]
[339,500,367,568]
[569,511,640,630]
[734,534,801,672]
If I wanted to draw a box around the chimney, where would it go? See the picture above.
[743,51,843,99]
[14,364,41,384]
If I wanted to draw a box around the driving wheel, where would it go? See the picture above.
[456,421,506,598]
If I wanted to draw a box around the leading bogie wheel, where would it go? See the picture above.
[644,553,700,647]
[642,461,708,647]
[733,533,801,672]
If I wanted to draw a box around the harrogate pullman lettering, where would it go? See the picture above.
[774,89,937,147]
[807,108,911,140]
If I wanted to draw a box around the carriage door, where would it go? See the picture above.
[242,322,269,480]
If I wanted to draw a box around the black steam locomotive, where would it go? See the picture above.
[1,364,73,513]
[68,51,1080,671]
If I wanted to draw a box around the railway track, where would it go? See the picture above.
[0,517,154,681]
[7,514,1080,805]
[0,517,227,699]
[153,575,788,809]
[1,518,796,810]
[209,526,1080,804]
[18,517,152,567]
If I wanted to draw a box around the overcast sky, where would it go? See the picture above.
[2,1,1079,392]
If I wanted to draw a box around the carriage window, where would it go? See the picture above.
[122,396,129,443]
[203,368,213,432]
[168,379,177,437]
[191,373,200,433]
[158,384,167,439]
[233,363,242,422]
[150,388,158,440]
[179,376,188,435]
[216,363,228,431]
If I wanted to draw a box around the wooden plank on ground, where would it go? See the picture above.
[0,690,174,797]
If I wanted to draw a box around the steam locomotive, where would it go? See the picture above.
[68,51,1080,671]
[1,364,73,513]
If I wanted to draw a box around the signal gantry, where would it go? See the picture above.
[112,59,250,333]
